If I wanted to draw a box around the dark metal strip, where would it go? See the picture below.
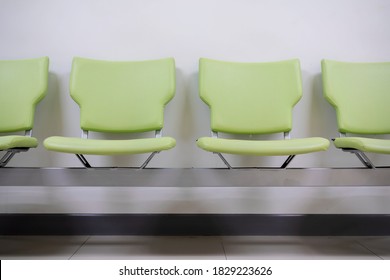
[1,213,389,236]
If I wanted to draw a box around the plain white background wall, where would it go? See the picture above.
[1,0,390,168]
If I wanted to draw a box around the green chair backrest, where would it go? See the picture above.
[322,60,390,134]
[199,58,302,134]
[70,57,175,133]
[0,57,49,133]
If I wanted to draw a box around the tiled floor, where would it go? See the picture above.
[0,236,389,260]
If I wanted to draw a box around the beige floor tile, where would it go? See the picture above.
[2,235,387,260]
[222,236,381,260]
[0,236,89,260]
[71,236,226,260]
[355,237,390,260]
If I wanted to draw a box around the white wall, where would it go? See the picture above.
[1,0,390,168]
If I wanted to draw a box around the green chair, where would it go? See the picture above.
[0,57,49,167]
[44,57,176,168]
[197,58,329,168]
[322,59,390,168]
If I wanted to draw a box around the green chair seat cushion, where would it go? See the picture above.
[44,136,176,155]
[0,135,38,150]
[197,137,329,156]
[333,137,390,154]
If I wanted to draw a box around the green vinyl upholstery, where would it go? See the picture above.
[197,58,329,168]
[45,136,176,156]
[332,137,390,154]
[44,57,176,167]
[322,59,390,167]
[0,57,49,167]
[197,137,329,156]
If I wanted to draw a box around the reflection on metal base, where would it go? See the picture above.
[281,155,295,169]
[215,153,296,169]
[342,149,375,169]
[75,154,92,168]
[139,152,158,169]
[0,151,16,168]
[216,153,232,169]
[0,148,29,168]
[75,152,159,169]
[1,167,390,187]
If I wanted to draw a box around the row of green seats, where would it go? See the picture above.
[1,57,389,168]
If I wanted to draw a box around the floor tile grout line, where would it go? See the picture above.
[68,236,91,260]
[219,237,227,260]
[354,239,384,260]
